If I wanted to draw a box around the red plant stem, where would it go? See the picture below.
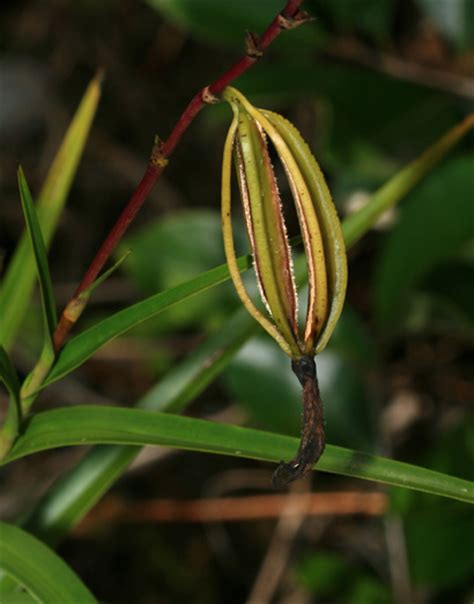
[53,0,305,351]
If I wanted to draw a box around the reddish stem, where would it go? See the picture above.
[53,0,305,351]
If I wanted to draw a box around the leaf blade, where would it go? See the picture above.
[43,115,474,386]
[0,74,102,350]
[17,168,57,342]
[374,156,474,327]
[0,345,21,456]
[44,257,253,386]
[20,308,258,546]
[3,406,473,504]
[0,521,97,604]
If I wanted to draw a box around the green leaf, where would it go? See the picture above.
[43,116,473,386]
[0,346,21,456]
[139,307,257,414]
[17,168,57,343]
[417,0,474,50]
[308,0,396,42]
[421,261,474,327]
[147,0,321,49]
[406,508,474,589]
[7,114,472,564]
[0,74,102,351]
[223,337,302,436]
[2,406,473,503]
[0,522,96,603]
[296,552,353,597]
[120,210,242,331]
[238,63,461,156]
[342,122,474,249]
[0,346,20,403]
[223,338,376,450]
[20,308,258,546]
[44,257,252,386]
[374,156,474,328]
[329,305,378,367]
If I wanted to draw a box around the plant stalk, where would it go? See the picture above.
[52,0,306,352]
[272,356,325,488]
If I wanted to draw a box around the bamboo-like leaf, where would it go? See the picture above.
[2,406,473,504]
[44,258,252,386]
[0,522,97,603]
[0,346,20,403]
[17,168,57,343]
[19,308,258,546]
[0,346,21,457]
[0,74,102,351]
[341,113,474,248]
[3,115,472,564]
[37,115,474,388]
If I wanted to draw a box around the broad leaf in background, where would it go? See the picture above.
[406,507,474,590]
[43,254,252,386]
[329,305,378,368]
[0,347,20,409]
[420,261,474,329]
[20,308,258,547]
[2,406,473,503]
[0,346,21,455]
[119,210,242,332]
[374,156,474,330]
[1,112,470,572]
[44,117,473,387]
[417,0,474,50]
[0,522,97,603]
[296,551,391,603]
[238,63,460,164]
[0,74,101,351]
[307,0,396,43]
[223,332,376,451]
[147,0,322,49]
[17,168,57,344]
[395,419,474,590]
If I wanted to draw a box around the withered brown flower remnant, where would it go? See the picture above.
[221,87,347,487]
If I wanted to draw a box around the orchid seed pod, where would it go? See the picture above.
[221,87,347,487]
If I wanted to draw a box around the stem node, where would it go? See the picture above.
[278,10,314,30]
[150,135,169,167]
[245,31,263,59]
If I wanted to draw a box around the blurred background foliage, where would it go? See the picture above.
[1,0,473,602]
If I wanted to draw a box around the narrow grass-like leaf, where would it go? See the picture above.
[0,346,20,403]
[17,168,57,342]
[44,257,252,386]
[341,113,474,248]
[375,156,474,327]
[5,114,472,560]
[0,346,21,457]
[0,521,97,603]
[20,308,258,546]
[43,115,474,387]
[2,406,473,504]
[0,74,102,351]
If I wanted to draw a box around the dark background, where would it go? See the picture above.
[1,1,473,603]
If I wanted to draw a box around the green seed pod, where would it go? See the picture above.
[221,86,347,357]
[221,86,347,487]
